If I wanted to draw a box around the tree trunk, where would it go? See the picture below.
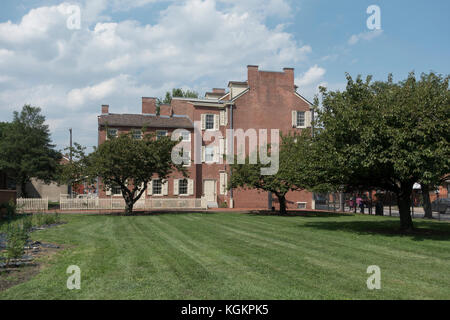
[277,194,287,215]
[421,183,432,219]
[18,180,28,198]
[125,199,134,215]
[396,185,414,231]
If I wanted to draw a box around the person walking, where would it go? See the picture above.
[356,195,364,214]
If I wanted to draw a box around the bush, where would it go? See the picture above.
[0,199,17,221]
[219,201,228,208]
[22,214,33,231]
[6,225,29,261]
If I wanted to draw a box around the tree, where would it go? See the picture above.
[87,130,185,215]
[0,105,61,197]
[58,142,91,194]
[313,72,449,231]
[157,88,199,107]
[230,131,313,215]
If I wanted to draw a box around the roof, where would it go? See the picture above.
[98,114,194,129]
[227,80,248,87]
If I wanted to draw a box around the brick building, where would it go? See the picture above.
[98,65,314,209]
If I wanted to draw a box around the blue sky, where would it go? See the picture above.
[0,0,449,152]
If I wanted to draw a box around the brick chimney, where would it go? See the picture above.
[142,97,157,114]
[283,67,295,86]
[159,104,172,117]
[101,104,109,114]
[247,65,259,88]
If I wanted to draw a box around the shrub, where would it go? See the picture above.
[0,199,17,221]
[219,201,228,208]
[22,214,33,231]
[6,225,29,261]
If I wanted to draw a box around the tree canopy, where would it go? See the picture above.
[230,131,314,215]
[85,130,185,214]
[0,105,61,197]
[312,72,450,230]
[157,88,199,107]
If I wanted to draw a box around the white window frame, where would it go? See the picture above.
[111,185,122,196]
[107,128,118,140]
[296,111,305,127]
[180,130,191,142]
[178,178,189,196]
[156,130,168,140]
[132,129,142,140]
[152,179,163,196]
[205,145,215,163]
[205,114,215,130]
[182,151,191,167]
[296,202,307,209]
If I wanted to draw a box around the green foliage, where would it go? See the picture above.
[5,225,29,261]
[87,131,185,214]
[312,71,450,230]
[230,131,314,214]
[57,142,91,187]
[157,88,199,108]
[0,199,17,221]
[22,214,33,231]
[0,105,61,197]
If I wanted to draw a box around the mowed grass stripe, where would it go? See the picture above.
[0,212,449,299]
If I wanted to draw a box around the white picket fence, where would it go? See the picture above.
[59,197,207,211]
[16,197,49,212]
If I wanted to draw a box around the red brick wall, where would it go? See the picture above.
[231,66,313,209]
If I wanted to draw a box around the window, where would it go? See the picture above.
[156,130,168,140]
[178,179,188,195]
[205,114,215,130]
[182,151,191,167]
[107,128,118,139]
[205,146,215,163]
[152,179,162,195]
[296,111,305,127]
[297,202,307,209]
[180,130,190,141]
[132,129,142,140]
[112,185,122,196]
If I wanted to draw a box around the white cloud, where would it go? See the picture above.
[0,0,311,151]
[348,29,383,45]
[295,65,326,100]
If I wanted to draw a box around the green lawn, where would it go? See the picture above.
[1,212,449,299]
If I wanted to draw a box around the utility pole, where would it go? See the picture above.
[69,128,73,198]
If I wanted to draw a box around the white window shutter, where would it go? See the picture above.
[201,114,206,130]
[214,114,219,130]
[162,180,168,195]
[201,146,205,162]
[292,110,297,127]
[188,179,194,195]
[147,180,153,195]
[224,173,227,195]
[305,110,312,127]
[225,108,228,125]
[213,146,219,163]
[173,179,179,195]
[219,173,225,195]
[219,138,225,156]
[106,186,111,196]
[220,110,225,126]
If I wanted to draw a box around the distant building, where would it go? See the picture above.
[97,65,314,210]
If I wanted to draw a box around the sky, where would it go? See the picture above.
[0,0,449,153]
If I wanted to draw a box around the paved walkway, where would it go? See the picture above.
[344,206,450,221]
